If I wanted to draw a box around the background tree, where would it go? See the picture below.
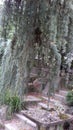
[0,0,73,104]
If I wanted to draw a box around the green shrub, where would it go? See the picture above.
[3,89,21,113]
[9,95,20,113]
[3,89,11,105]
[66,90,73,106]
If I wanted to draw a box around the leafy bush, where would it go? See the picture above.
[3,89,11,105]
[66,90,73,106]
[3,89,21,113]
[9,96,21,113]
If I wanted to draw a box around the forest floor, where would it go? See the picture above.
[0,90,73,130]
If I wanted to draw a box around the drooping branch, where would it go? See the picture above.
[50,42,61,66]
[49,42,61,90]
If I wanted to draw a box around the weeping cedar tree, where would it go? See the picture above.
[0,0,73,105]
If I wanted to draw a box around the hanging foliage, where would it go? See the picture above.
[0,0,73,106]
